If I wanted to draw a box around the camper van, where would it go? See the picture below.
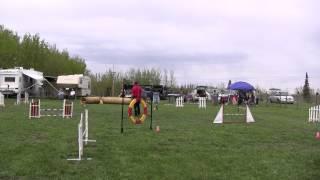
[56,74,91,96]
[0,67,43,95]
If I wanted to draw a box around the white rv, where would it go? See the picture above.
[0,67,43,95]
[56,74,91,96]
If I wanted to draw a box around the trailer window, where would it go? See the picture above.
[5,77,15,82]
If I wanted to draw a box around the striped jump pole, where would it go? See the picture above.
[63,99,73,118]
[29,99,40,119]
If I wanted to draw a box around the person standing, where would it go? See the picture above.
[131,81,142,116]
[70,89,76,100]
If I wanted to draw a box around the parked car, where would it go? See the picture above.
[269,92,294,104]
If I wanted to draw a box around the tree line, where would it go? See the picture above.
[0,25,86,76]
[89,68,177,96]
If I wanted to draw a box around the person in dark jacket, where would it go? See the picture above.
[131,81,142,116]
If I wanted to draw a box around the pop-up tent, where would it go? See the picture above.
[228,81,255,92]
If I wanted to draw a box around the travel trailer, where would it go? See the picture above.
[56,74,91,96]
[0,67,43,96]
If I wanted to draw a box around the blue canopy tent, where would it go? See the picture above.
[228,81,255,92]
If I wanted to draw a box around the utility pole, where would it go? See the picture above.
[112,64,115,97]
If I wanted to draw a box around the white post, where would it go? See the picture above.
[313,106,315,122]
[16,92,21,105]
[38,99,41,118]
[315,106,318,122]
[79,114,84,160]
[62,99,66,118]
[315,106,320,122]
[85,109,89,145]
[24,92,29,104]
[29,101,31,119]
[83,109,96,145]
[312,106,315,122]
[0,92,4,107]
[309,107,311,122]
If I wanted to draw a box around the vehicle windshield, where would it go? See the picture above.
[274,91,289,96]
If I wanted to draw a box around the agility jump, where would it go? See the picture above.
[213,104,255,124]
[29,99,73,119]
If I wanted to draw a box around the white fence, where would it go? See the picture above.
[67,109,96,161]
[0,92,4,107]
[309,105,320,122]
[176,96,184,107]
[199,97,206,109]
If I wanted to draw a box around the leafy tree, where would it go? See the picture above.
[0,25,87,76]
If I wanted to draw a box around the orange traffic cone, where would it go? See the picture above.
[316,132,320,139]
[156,125,160,133]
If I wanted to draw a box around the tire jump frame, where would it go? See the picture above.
[29,99,73,119]
[128,98,148,124]
[120,80,154,133]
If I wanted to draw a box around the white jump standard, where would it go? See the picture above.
[29,99,73,119]
[0,92,4,107]
[176,96,184,107]
[309,105,320,122]
[198,97,206,109]
[67,109,96,161]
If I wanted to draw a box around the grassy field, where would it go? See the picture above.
[0,99,320,179]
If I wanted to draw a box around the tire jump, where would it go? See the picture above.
[128,98,148,124]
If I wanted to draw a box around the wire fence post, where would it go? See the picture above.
[121,79,125,134]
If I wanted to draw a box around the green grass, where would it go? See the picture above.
[0,99,320,179]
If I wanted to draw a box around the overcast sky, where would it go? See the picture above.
[1,0,319,92]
